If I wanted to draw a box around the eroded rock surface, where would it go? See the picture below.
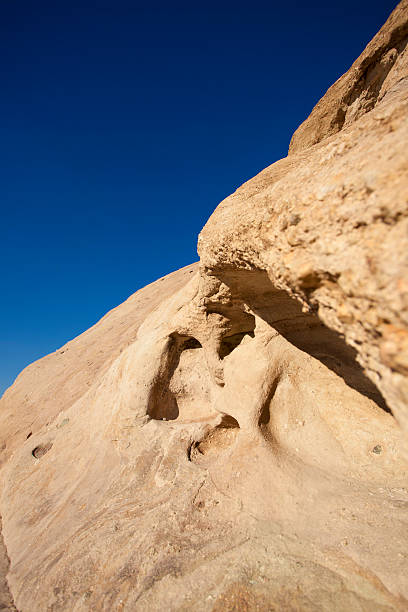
[0,519,16,611]
[1,3,408,610]
[199,0,408,437]
[289,0,408,153]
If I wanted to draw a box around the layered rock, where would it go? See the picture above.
[1,3,408,610]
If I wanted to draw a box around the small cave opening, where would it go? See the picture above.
[216,311,256,360]
[147,334,203,421]
[219,330,255,359]
[218,414,240,429]
[147,387,179,421]
[182,337,202,350]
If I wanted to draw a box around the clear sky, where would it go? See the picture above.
[0,0,398,395]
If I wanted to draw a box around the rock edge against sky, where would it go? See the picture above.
[1,2,408,610]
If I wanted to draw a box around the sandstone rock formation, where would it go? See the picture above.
[199,0,408,438]
[1,2,408,610]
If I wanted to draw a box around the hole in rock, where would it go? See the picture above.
[258,378,280,445]
[189,415,240,462]
[147,334,216,423]
[182,337,202,350]
[259,401,271,426]
[212,268,391,414]
[26,432,32,439]
[219,330,255,359]
[219,414,240,429]
[32,442,53,459]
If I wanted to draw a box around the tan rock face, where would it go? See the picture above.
[289,0,408,154]
[1,4,408,610]
[198,0,408,437]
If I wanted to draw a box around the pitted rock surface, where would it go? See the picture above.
[1,4,408,610]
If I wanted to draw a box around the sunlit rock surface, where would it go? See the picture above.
[1,2,408,610]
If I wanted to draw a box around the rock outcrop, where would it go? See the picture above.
[199,0,408,437]
[1,3,408,610]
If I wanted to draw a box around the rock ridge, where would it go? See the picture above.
[289,0,408,153]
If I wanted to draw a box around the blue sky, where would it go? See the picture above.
[0,0,398,395]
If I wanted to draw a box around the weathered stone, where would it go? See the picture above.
[289,0,408,153]
[198,1,408,438]
[1,3,408,610]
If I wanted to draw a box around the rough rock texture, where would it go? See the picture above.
[0,264,197,471]
[0,519,16,610]
[1,3,408,611]
[289,0,408,154]
[199,0,408,438]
